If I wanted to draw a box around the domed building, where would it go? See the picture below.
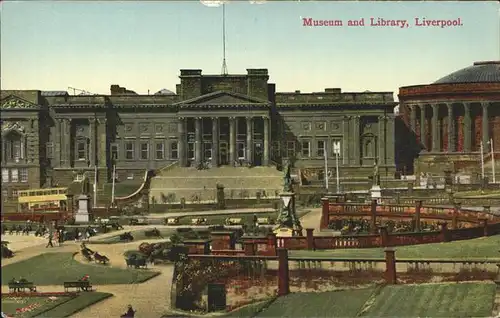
[398,61,500,179]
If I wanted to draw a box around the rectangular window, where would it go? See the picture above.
[155,142,165,160]
[170,142,178,160]
[110,143,118,160]
[187,143,195,160]
[2,168,9,183]
[237,142,245,159]
[332,140,342,156]
[46,142,54,159]
[13,140,22,161]
[12,189,18,199]
[317,140,326,157]
[140,142,149,160]
[77,141,86,161]
[286,141,295,158]
[11,168,19,183]
[125,142,135,160]
[204,143,212,159]
[301,141,311,158]
[19,168,28,183]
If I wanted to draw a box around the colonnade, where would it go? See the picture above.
[408,102,493,153]
[178,116,270,167]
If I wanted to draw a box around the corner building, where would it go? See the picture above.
[398,61,500,176]
[1,68,396,209]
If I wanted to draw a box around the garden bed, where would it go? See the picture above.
[1,252,160,285]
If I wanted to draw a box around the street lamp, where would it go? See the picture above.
[333,141,341,193]
[488,138,496,183]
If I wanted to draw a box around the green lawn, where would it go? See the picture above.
[37,292,113,317]
[1,296,73,317]
[361,282,497,317]
[224,299,275,317]
[256,288,376,318]
[1,253,160,285]
[290,234,500,260]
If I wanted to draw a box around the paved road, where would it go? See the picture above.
[136,207,276,219]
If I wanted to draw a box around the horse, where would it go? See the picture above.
[81,249,93,262]
[111,222,124,230]
[93,252,109,264]
[144,228,162,238]
[119,232,134,242]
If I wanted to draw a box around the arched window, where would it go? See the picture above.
[3,131,25,162]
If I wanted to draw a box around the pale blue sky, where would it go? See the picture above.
[1,1,498,98]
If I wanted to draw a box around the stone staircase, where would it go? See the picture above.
[149,166,283,204]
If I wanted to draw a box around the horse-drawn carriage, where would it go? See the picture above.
[125,254,148,269]
[144,228,163,238]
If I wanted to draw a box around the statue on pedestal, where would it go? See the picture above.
[283,162,293,192]
[372,162,380,186]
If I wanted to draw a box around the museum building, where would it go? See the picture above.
[1,68,397,207]
[398,61,500,176]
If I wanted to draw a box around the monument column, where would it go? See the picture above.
[211,117,219,167]
[409,104,417,132]
[195,117,203,166]
[419,105,427,151]
[431,104,440,152]
[482,102,489,151]
[263,116,270,166]
[447,103,455,152]
[352,116,360,165]
[463,103,472,152]
[178,117,187,167]
[246,117,253,163]
[378,116,386,165]
[89,118,96,167]
[229,117,236,165]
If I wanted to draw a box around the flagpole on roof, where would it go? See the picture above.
[221,3,228,75]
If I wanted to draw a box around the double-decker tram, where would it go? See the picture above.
[17,187,68,214]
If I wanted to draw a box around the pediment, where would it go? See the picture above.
[1,96,39,110]
[175,91,269,106]
[2,121,26,136]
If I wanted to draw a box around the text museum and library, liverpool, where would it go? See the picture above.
[1,61,499,206]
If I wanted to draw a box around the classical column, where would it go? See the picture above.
[178,117,186,167]
[482,102,489,151]
[386,116,395,166]
[61,118,71,166]
[420,105,427,151]
[246,117,253,163]
[463,103,472,152]
[229,117,236,165]
[447,103,455,152]
[195,117,202,166]
[55,119,63,166]
[96,118,107,167]
[352,116,360,165]
[431,104,440,152]
[342,116,349,165]
[89,118,96,167]
[409,104,417,132]
[263,116,270,166]
[211,117,219,167]
[378,116,386,165]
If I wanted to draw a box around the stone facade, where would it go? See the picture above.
[1,68,396,207]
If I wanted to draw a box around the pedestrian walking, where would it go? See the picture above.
[46,231,54,248]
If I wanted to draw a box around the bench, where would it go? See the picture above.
[63,281,93,292]
[191,218,207,225]
[257,217,270,225]
[166,218,179,225]
[8,282,36,293]
[225,218,242,225]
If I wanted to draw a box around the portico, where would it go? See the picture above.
[173,90,271,168]
[177,115,270,168]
